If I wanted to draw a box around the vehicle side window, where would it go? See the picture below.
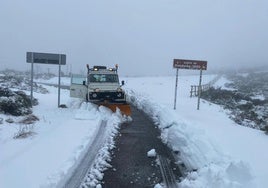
[71,75,86,84]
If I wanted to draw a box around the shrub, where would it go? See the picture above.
[264,126,268,135]
[0,87,37,116]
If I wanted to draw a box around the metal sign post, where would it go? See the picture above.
[173,59,207,110]
[174,68,179,110]
[30,55,34,104]
[197,69,203,110]
[58,54,61,107]
[26,52,66,108]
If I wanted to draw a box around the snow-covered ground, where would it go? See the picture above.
[1,73,268,188]
[0,85,123,188]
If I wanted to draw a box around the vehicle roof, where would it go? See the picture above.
[88,69,118,75]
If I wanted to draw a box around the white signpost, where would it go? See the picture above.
[26,52,66,107]
[173,59,207,110]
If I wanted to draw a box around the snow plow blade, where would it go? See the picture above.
[101,103,131,116]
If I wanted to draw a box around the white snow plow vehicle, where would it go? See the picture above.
[70,64,131,116]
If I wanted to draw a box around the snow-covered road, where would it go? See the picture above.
[103,105,181,187]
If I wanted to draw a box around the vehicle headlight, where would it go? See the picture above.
[94,88,100,92]
[117,88,122,92]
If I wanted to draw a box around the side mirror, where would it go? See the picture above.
[83,81,86,85]
[121,80,125,86]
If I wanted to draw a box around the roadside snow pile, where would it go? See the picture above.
[179,161,253,188]
[125,88,255,188]
[147,149,157,158]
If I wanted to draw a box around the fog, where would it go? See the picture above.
[0,0,267,76]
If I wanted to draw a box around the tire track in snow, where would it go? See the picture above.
[64,120,107,188]
[158,155,177,188]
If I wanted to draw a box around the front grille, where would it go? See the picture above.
[89,91,125,101]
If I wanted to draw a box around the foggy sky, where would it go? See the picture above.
[0,0,268,76]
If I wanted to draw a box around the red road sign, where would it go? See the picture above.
[173,59,207,70]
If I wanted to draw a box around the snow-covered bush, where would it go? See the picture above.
[0,87,38,116]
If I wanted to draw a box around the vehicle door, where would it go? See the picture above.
[70,74,88,98]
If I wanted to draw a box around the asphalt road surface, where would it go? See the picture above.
[102,106,182,188]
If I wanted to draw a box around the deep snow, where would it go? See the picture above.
[1,73,268,187]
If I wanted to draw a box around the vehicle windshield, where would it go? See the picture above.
[89,74,119,83]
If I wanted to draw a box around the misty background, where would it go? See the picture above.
[0,0,267,76]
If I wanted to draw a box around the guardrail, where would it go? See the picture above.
[190,75,221,97]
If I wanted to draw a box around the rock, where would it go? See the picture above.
[59,104,68,108]
[6,118,14,123]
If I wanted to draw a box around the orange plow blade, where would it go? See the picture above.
[101,103,131,116]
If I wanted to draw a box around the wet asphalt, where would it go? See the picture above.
[102,106,181,188]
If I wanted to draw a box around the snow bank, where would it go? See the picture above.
[80,107,127,187]
[179,161,253,188]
